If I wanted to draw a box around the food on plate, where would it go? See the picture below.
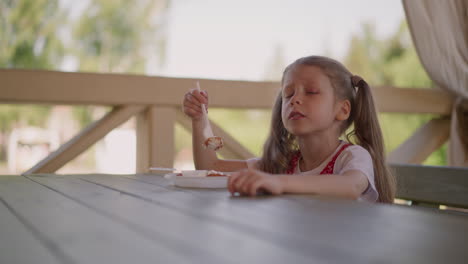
[203,136,224,151]
[176,170,227,177]
[206,170,227,177]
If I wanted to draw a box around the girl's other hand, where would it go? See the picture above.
[183,88,209,121]
[228,169,283,196]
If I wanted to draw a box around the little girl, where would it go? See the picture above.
[183,55,396,203]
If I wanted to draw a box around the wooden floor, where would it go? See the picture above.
[1,173,467,264]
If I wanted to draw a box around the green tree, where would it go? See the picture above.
[71,0,169,130]
[343,21,446,165]
[0,0,170,164]
[344,23,384,85]
[0,0,67,160]
[0,0,65,69]
[0,0,67,127]
[73,0,168,73]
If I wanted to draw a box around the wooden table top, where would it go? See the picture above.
[1,173,467,264]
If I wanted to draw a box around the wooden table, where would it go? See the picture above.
[1,173,467,264]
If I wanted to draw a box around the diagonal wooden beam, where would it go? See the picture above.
[23,105,146,175]
[210,119,256,160]
[175,110,255,160]
[388,117,451,164]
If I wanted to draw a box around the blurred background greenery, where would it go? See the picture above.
[0,0,445,174]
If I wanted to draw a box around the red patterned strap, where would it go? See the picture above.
[286,143,352,175]
[286,151,301,174]
[319,143,352,175]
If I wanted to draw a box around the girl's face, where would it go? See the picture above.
[281,65,346,137]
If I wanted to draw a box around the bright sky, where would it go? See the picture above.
[158,0,405,80]
[61,0,405,81]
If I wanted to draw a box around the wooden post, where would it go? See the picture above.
[136,106,176,172]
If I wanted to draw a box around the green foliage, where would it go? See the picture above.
[344,21,446,165]
[1,1,445,168]
[0,105,50,131]
[0,0,169,168]
[0,0,62,131]
[70,0,168,131]
[344,23,385,85]
[384,47,433,88]
[73,0,167,73]
[71,106,95,128]
[0,0,65,69]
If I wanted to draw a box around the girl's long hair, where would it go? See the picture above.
[257,55,396,203]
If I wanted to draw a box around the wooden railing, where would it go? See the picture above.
[1,69,454,174]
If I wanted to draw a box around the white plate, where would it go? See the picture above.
[164,173,228,188]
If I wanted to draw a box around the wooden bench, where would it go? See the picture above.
[391,163,468,210]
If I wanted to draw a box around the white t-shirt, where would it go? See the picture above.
[246,141,379,202]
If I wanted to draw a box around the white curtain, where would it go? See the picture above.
[403,0,468,166]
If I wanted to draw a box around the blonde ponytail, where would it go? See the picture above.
[347,76,396,203]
